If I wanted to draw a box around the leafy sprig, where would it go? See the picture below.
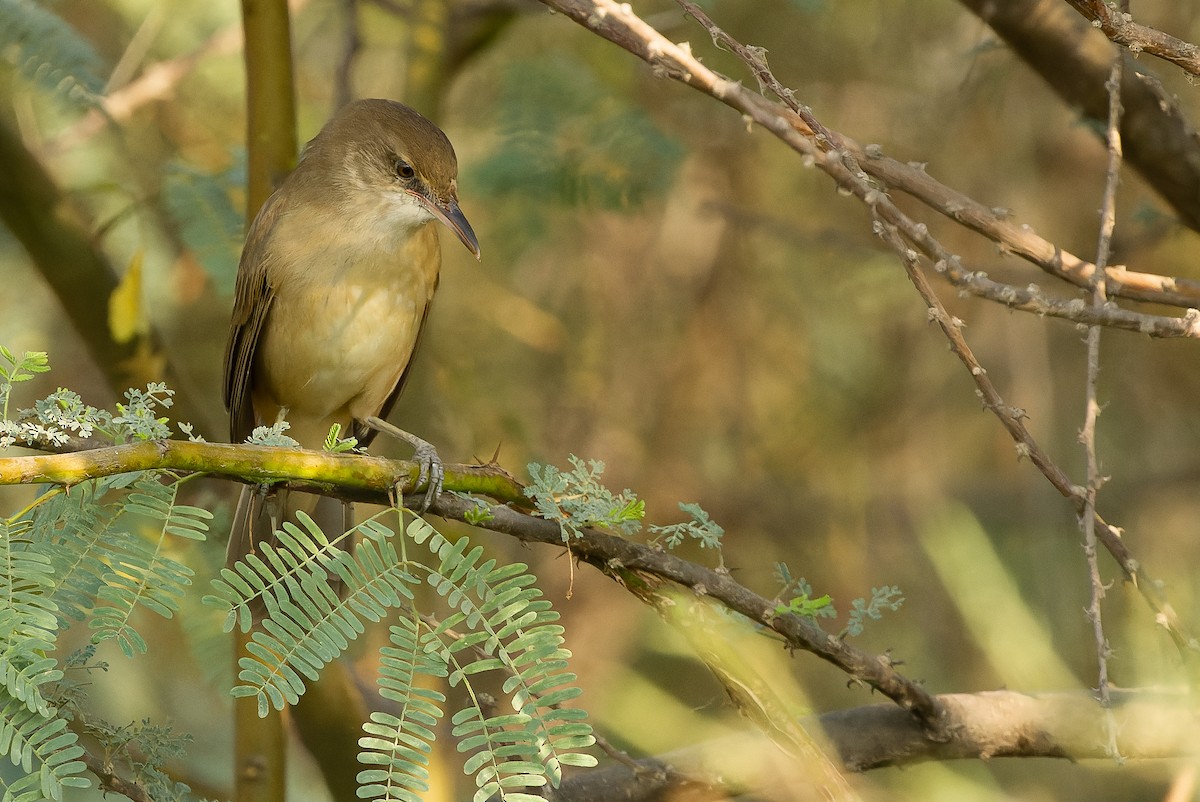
[649,502,725,551]
[772,563,903,637]
[245,420,300,448]
[525,456,644,540]
[323,423,359,453]
[840,586,905,639]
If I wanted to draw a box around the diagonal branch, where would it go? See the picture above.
[0,439,948,734]
[1064,0,1200,75]
[530,0,1199,674]
[538,0,1200,321]
[548,689,1200,800]
[963,0,1200,234]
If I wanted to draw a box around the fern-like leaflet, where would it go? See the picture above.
[205,510,597,798]
[205,511,420,716]
[0,0,103,106]
[0,691,88,802]
[406,517,597,800]
[357,615,448,802]
[89,475,210,656]
[0,519,61,717]
[37,481,125,626]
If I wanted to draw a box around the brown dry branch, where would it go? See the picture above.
[50,25,242,153]
[872,215,1195,668]
[540,0,1200,323]
[550,689,1200,801]
[676,0,1199,332]
[78,751,157,802]
[964,0,1200,234]
[1064,0,1200,74]
[1078,50,1124,758]
[850,140,1200,311]
[684,2,1200,308]
[677,0,1199,661]
[434,493,952,732]
[530,0,1200,674]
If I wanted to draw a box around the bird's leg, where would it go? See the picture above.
[363,416,444,511]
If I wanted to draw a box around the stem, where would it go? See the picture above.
[1081,52,1124,760]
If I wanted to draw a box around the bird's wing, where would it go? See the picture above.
[223,192,286,443]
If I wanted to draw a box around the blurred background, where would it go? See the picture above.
[3,0,1200,799]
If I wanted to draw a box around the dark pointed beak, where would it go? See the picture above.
[415,192,481,260]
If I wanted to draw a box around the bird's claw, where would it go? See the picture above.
[411,440,444,512]
[363,416,444,512]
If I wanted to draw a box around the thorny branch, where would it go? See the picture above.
[522,0,1198,668]
[543,0,1200,326]
[1081,51,1123,759]
[1065,0,1200,75]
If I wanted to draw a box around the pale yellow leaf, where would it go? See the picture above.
[109,250,147,344]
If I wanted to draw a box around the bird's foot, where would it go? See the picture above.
[364,416,444,511]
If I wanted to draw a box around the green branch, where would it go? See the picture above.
[0,441,531,508]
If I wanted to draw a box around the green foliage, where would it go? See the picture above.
[0,0,103,107]
[323,423,359,453]
[0,349,49,435]
[357,616,448,802]
[207,511,596,798]
[0,691,89,802]
[775,591,835,619]
[475,55,684,214]
[24,390,107,445]
[455,493,495,526]
[1,352,178,447]
[245,420,300,448]
[1,356,779,802]
[841,586,905,639]
[525,455,644,540]
[75,717,194,802]
[411,517,597,797]
[1,469,210,801]
[772,563,903,637]
[161,156,246,295]
[1,354,597,801]
[89,475,209,656]
[0,350,216,799]
[772,565,836,622]
[0,518,61,718]
[206,511,419,713]
[526,458,726,570]
[110,384,174,442]
[649,502,725,551]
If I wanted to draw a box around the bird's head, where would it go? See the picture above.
[304,98,481,260]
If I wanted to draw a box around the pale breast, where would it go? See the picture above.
[255,217,442,444]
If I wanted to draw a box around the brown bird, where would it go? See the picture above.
[223,98,480,569]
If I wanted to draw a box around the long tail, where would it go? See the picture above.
[227,488,352,609]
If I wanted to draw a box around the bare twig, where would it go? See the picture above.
[869,218,1196,667]
[532,0,1199,675]
[1080,52,1123,758]
[1064,0,1200,75]
[433,494,951,733]
[417,610,666,779]
[679,0,1200,316]
[541,0,1200,321]
[964,0,1200,235]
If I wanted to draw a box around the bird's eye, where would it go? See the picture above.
[394,159,416,180]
